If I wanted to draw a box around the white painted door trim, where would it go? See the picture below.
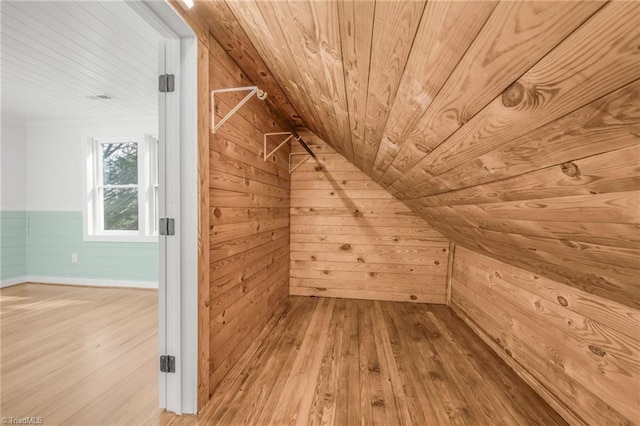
[127,0,198,415]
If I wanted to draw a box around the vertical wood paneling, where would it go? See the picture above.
[196,38,210,410]
[207,35,290,394]
[451,247,640,424]
[289,132,448,303]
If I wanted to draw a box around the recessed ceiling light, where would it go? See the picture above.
[86,94,112,100]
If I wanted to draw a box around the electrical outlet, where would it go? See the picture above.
[72,253,78,264]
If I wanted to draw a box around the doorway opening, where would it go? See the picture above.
[0,0,197,419]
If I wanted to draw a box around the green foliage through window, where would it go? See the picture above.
[101,142,138,231]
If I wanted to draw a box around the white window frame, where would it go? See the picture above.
[148,134,160,236]
[84,135,159,243]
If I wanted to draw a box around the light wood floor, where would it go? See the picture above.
[163,296,566,425]
[0,283,162,425]
[2,285,565,425]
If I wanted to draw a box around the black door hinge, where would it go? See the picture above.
[159,74,175,93]
[160,355,176,373]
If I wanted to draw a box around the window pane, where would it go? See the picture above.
[104,188,138,230]
[102,142,138,185]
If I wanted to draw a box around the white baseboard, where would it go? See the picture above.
[0,276,158,290]
[0,276,28,288]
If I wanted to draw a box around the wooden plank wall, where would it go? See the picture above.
[196,36,211,408]
[166,0,304,409]
[404,77,640,309]
[208,35,291,392]
[451,246,640,425]
[225,0,640,310]
[289,133,449,303]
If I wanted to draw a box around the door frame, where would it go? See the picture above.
[126,0,198,415]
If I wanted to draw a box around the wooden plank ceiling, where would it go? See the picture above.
[199,1,640,309]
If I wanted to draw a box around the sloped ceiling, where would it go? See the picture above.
[195,1,640,308]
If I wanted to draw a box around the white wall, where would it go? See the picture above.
[1,121,27,210]
[26,118,158,211]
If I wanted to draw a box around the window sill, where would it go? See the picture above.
[83,234,159,243]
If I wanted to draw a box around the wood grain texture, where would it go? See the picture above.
[214,2,640,312]
[161,297,566,425]
[423,214,640,309]
[225,0,339,156]
[175,0,640,414]
[379,1,605,188]
[0,284,162,425]
[400,80,640,199]
[370,0,496,181]
[361,0,427,174]
[337,0,374,168]
[289,136,448,303]
[287,0,354,159]
[211,1,307,126]
[169,0,304,128]
[196,37,210,411]
[207,35,290,395]
[395,1,638,190]
[450,247,640,425]
[409,144,640,207]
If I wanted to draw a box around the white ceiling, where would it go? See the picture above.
[1,0,163,123]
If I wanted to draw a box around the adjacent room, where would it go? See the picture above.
[2,1,639,425]
[1,1,166,423]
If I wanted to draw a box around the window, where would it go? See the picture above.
[85,136,158,242]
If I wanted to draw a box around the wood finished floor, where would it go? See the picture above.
[0,283,162,425]
[163,296,565,425]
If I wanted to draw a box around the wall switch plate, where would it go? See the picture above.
[72,253,78,264]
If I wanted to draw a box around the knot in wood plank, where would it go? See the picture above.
[560,162,580,178]
[589,345,606,357]
[501,81,525,107]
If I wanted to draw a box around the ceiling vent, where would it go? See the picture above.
[86,94,112,100]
